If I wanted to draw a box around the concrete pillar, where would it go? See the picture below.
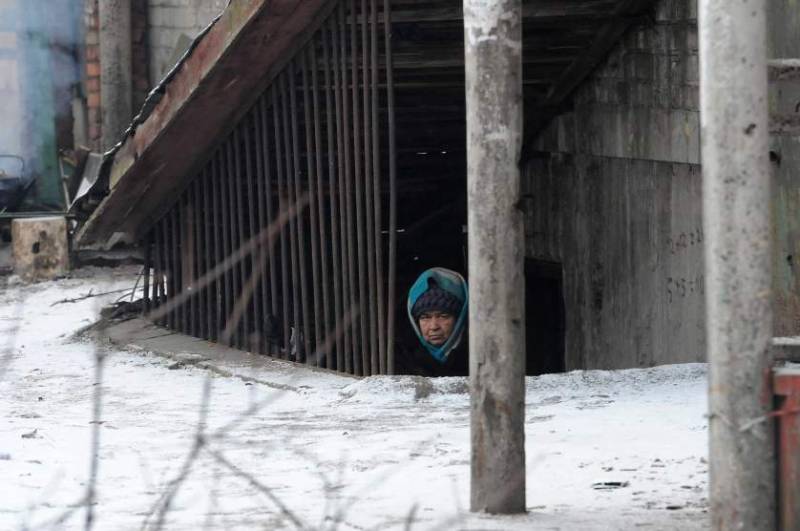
[99,0,133,150]
[698,1,776,529]
[11,217,70,281]
[464,0,525,514]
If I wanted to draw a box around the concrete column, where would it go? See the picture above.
[99,0,133,150]
[464,0,525,514]
[699,1,776,529]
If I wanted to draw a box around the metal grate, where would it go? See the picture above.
[142,0,397,376]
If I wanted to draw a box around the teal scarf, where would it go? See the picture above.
[406,268,469,363]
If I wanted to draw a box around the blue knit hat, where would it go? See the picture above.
[411,279,463,319]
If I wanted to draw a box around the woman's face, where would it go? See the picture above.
[418,310,456,346]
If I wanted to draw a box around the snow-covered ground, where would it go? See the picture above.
[0,267,709,530]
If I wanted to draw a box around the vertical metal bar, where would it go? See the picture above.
[244,114,262,352]
[233,128,250,349]
[193,178,204,339]
[182,198,190,335]
[143,232,151,316]
[189,186,196,337]
[465,0,526,513]
[174,202,184,335]
[324,21,345,372]
[350,0,369,376]
[213,152,225,342]
[273,87,292,358]
[193,178,202,338]
[302,47,323,367]
[254,97,270,354]
[332,11,352,373]
[288,62,313,364]
[188,186,198,338]
[172,200,180,333]
[152,224,162,321]
[311,37,333,370]
[161,215,170,329]
[203,168,214,340]
[370,0,386,374]
[384,0,397,375]
[225,139,238,347]
[699,1,775,528]
[361,0,378,375]
[159,219,167,327]
[341,2,361,375]
[162,211,173,330]
[281,72,302,361]
[260,95,280,355]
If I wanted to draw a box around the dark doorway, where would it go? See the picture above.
[525,259,566,375]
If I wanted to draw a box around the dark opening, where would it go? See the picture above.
[525,258,566,375]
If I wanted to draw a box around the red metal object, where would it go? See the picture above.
[774,366,800,531]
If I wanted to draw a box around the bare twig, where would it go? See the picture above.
[51,287,136,306]
[84,326,107,531]
[143,377,213,531]
[205,447,308,530]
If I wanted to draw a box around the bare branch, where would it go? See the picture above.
[205,447,308,530]
[142,377,213,531]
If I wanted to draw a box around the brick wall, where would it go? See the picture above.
[83,0,101,150]
[83,0,150,151]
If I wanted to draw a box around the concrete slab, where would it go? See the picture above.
[11,216,70,281]
[101,317,354,392]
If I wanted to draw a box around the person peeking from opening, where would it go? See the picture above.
[399,267,469,376]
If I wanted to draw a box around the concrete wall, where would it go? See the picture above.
[528,0,800,369]
[527,0,704,370]
[767,2,800,337]
[147,0,227,83]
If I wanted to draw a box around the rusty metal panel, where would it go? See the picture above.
[775,366,800,531]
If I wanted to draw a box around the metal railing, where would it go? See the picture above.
[142,0,397,376]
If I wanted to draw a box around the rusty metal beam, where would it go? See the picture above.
[77,0,339,248]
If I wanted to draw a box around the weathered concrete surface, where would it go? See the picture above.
[11,217,70,282]
[767,5,800,338]
[699,0,775,528]
[99,0,133,150]
[528,0,703,370]
[527,0,800,369]
[525,155,705,370]
[464,0,526,514]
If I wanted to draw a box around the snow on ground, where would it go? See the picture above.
[0,267,709,530]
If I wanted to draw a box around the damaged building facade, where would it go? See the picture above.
[67,0,800,377]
